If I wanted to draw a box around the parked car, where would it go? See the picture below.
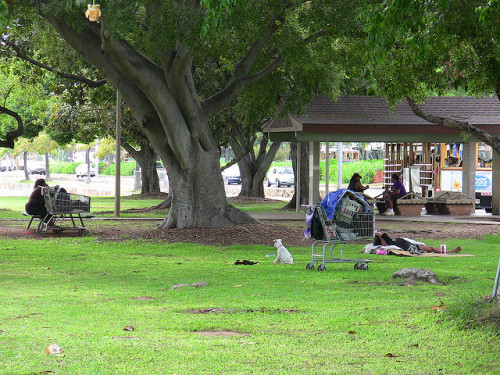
[266,166,294,187]
[28,162,46,175]
[0,159,13,172]
[221,165,241,185]
[75,163,97,177]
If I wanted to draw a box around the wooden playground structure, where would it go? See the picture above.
[379,142,493,215]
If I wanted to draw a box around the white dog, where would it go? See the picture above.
[273,239,294,264]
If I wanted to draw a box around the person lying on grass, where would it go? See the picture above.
[374,231,461,254]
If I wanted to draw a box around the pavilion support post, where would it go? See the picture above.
[397,143,402,167]
[115,91,121,217]
[492,149,500,215]
[462,142,476,213]
[409,143,414,167]
[296,142,301,213]
[308,141,320,204]
[337,142,343,190]
[325,141,329,198]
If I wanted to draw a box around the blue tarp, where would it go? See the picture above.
[321,189,372,220]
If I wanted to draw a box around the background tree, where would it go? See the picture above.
[11,137,31,180]
[0,0,12,31]
[48,85,162,191]
[283,141,310,209]
[0,58,53,152]
[363,0,500,153]
[364,0,500,213]
[211,95,281,199]
[29,131,59,181]
[10,0,367,229]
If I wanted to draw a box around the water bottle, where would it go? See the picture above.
[440,241,447,254]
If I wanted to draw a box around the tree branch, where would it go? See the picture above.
[201,13,283,117]
[0,105,23,148]
[99,19,195,169]
[407,97,500,155]
[1,38,107,87]
[202,26,329,118]
[232,14,283,80]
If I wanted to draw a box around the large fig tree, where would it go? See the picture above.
[13,0,362,228]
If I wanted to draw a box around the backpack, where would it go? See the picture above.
[309,207,325,241]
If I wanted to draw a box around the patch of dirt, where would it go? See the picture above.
[0,221,313,246]
[193,330,247,337]
[183,307,302,314]
[1,215,498,247]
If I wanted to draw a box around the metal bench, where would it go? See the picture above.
[23,211,42,230]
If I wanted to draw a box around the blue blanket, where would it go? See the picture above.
[321,189,372,219]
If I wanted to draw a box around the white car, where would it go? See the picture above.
[266,166,294,187]
[75,163,97,177]
[28,162,46,175]
[221,165,241,185]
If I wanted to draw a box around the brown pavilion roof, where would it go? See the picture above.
[263,96,500,143]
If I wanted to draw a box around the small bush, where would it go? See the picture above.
[321,160,383,184]
[50,162,81,174]
[101,161,136,176]
[50,162,109,174]
[268,160,383,184]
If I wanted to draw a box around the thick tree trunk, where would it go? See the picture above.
[232,134,280,198]
[238,157,266,197]
[141,163,160,194]
[157,146,253,229]
[284,142,310,209]
[121,141,160,193]
[43,16,261,228]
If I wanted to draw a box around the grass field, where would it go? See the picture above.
[0,196,498,374]
[0,196,287,220]
[0,232,499,374]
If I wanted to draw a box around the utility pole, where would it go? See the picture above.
[115,91,121,217]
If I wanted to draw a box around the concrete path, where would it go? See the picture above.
[250,210,500,225]
[2,170,499,226]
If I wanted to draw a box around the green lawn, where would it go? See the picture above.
[0,196,289,219]
[0,232,498,374]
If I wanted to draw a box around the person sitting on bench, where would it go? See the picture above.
[374,231,461,254]
[348,173,369,193]
[25,179,52,224]
[383,173,407,216]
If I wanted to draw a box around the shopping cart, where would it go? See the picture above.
[37,186,92,236]
[306,191,375,272]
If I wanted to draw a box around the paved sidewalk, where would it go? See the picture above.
[249,210,500,225]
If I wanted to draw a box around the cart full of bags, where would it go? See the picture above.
[305,189,375,272]
[37,186,92,236]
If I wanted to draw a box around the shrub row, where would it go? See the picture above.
[49,161,136,176]
[321,159,384,184]
[270,159,384,184]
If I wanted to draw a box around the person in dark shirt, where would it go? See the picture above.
[347,173,369,193]
[374,231,461,254]
[25,179,51,223]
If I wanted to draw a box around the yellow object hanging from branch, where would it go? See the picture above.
[85,4,101,23]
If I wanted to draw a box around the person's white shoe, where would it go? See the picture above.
[383,209,395,216]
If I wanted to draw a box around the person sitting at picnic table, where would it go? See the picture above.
[374,231,461,254]
[383,173,407,216]
[25,178,52,224]
[348,173,369,193]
